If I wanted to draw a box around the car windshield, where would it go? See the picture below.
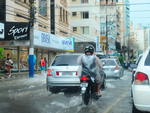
[52,55,80,66]
[101,59,116,66]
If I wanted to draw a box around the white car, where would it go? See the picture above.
[101,58,124,78]
[132,47,150,112]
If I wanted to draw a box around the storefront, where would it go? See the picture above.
[0,22,74,72]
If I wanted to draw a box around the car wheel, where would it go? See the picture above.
[132,102,142,113]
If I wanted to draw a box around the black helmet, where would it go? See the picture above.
[84,45,95,54]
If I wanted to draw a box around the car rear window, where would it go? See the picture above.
[101,59,116,66]
[52,55,80,66]
[145,51,150,66]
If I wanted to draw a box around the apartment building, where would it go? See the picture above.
[0,0,74,72]
[68,0,100,42]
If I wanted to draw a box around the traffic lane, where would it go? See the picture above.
[37,71,132,113]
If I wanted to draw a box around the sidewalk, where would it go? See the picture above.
[0,71,42,80]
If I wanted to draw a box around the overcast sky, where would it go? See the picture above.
[130,0,150,26]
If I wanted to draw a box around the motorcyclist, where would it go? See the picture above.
[78,45,103,97]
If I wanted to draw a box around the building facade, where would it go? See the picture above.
[0,0,74,72]
[68,0,100,42]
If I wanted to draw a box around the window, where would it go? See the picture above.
[63,9,65,22]
[66,11,68,23]
[52,55,80,66]
[145,51,150,66]
[81,12,89,19]
[73,27,77,32]
[60,7,63,21]
[81,26,89,34]
[81,0,88,3]
[39,0,47,17]
[72,12,77,16]
[23,0,28,3]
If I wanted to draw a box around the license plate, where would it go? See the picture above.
[62,72,72,75]
[80,83,88,87]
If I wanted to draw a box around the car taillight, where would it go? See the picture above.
[135,72,149,85]
[47,69,52,76]
[80,76,88,81]
[56,72,60,76]
[76,72,78,76]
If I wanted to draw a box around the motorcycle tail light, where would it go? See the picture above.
[80,76,88,81]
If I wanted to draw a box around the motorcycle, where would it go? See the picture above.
[80,74,99,105]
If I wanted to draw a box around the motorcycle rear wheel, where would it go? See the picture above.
[82,87,91,105]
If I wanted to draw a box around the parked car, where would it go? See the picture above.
[130,54,143,83]
[46,53,106,93]
[101,58,124,78]
[46,54,82,93]
[131,48,150,113]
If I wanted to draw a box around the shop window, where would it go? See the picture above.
[20,49,28,71]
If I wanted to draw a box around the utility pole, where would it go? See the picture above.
[106,0,108,54]
[29,0,36,78]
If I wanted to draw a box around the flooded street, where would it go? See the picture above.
[0,71,133,113]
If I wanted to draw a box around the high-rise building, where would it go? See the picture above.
[100,0,118,53]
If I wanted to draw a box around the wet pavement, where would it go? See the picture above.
[0,71,133,113]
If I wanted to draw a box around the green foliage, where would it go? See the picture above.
[0,48,4,59]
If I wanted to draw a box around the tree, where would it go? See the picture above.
[0,48,4,59]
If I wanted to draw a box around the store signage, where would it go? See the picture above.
[34,30,74,51]
[0,23,4,39]
[0,22,30,40]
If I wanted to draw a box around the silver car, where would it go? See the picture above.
[46,54,82,93]
[101,58,124,78]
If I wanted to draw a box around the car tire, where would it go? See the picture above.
[132,102,142,113]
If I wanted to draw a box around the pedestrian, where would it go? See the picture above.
[40,57,46,75]
[5,53,13,78]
